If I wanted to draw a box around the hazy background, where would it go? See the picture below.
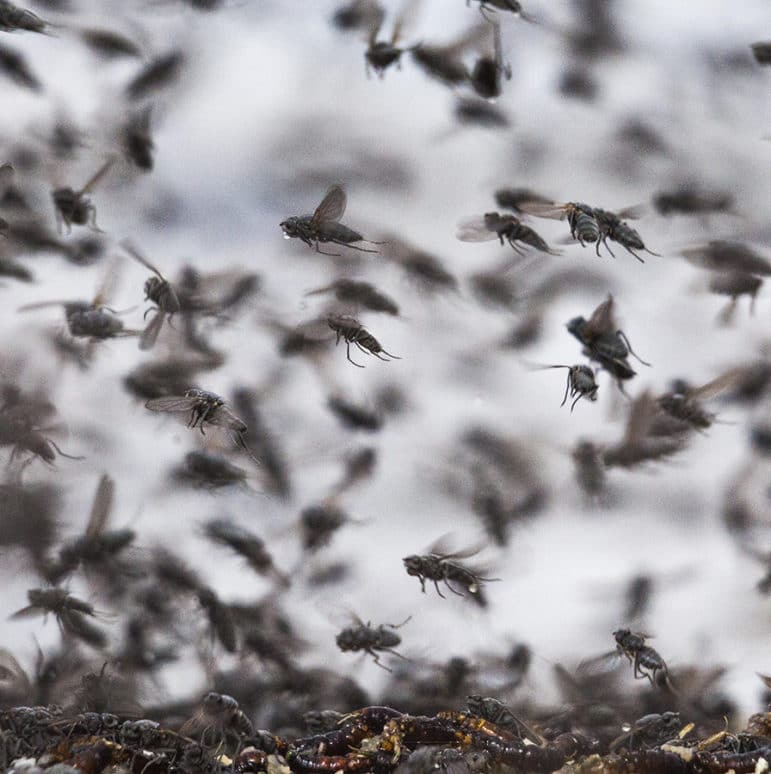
[0,0,770,724]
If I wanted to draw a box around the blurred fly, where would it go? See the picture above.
[466,0,536,23]
[121,105,155,171]
[280,184,383,255]
[0,1,50,33]
[364,0,421,78]
[125,50,184,100]
[468,18,510,99]
[457,212,559,255]
[122,239,180,350]
[567,294,650,368]
[47,474,136,585]
[335,613,411,671]
[0,42,41,91]
[51,158,115,233]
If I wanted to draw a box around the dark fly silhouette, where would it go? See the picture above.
[280,184,383,255]
[364,0,421,78]
[122,239,180,350]
[145,389,257,461]
[335,613,411,671]
[51,158,115,233]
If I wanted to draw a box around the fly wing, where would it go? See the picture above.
[9,605,41,620]
[456,216,498,243]
[615,203,647,220]
[427,532,485,561]
[206,404,247,434]
[622,390,655,444]
[85,474,115,539]
[576,649,623,677]
[121,239,164,279]
[445,21,490,56]
[311,185,347,227]
[582,294,616,338]
[392,0,422,44]
[367,8,384,45]
[517,201,569,220]
[79,156,116,195]
[688,368,744,401]
[145,395,197,413]
[139,309,165,351]
[92,256,122,309]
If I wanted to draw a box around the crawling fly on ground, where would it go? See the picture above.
[280,184,384,256]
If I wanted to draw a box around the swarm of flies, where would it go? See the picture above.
[281,184,383,255]
[403,536,499,607]
[306,278,400,316]
[364,0,421,78]
[335,613,410,671]
[51,158,115,233]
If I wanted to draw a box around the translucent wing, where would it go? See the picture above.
[139,309,165,351]
[623,390,656,444]
[615,204,647,220]
[392,0,422,44]
[311,185,347,227]
[428,533,485,561]
[92,256,122,309]
[9,605,41,620]
[145,395,197,413]
[517,201,569,220]
[456,216,498,243]
[206,404,248,434]
[367,10,384,45]
[121,239,165,279]
[688,368,745,401]
[79,157,116,195]
[576,649,623,677]
[582,294,616,338]
[85,474,115,539]
[445,21,490,56]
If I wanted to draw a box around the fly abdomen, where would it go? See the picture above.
[318,222,364,245]
[569,206,599,245]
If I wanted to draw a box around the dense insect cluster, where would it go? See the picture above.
[0,2,769,774]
